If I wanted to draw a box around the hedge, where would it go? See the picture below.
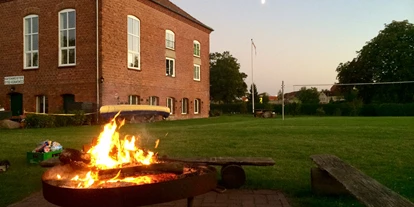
[210,103,414,116]
[24,110,93,128]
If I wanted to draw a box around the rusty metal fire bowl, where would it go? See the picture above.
[42,165,218,207]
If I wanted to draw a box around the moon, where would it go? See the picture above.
[261,0,265,4]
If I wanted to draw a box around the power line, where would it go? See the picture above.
[293,80,414,87]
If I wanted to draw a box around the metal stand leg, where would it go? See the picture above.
[187,197,194,207]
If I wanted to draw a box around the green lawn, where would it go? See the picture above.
[1,115,414,207]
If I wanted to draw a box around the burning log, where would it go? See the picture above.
[98,162,184,179]
[59,148,91,165]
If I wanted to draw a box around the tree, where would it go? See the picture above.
[247,83,259,103]
[336,20,414,103]
[277,89,283,98]
[297,87,320,104]
[210,51,248,103]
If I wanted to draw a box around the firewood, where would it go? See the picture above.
[97,162,184,179]
[59,148,91,164]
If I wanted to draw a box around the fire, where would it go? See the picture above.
[52,112,165,188]
[88,115,156,169]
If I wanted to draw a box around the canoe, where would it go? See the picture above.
[99,105,170,120]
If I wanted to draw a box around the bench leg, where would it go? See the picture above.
[187,197,194,207]
[311,167,348,195]
[221,164,246,189]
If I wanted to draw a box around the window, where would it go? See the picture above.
[128,15,140,69]
[193,40,200,57]
[165,30,175,50]
[181,98,188,114]
[193,64,200,81]
[36,95,48,113]
[194,99,200,114]
[149,96,159,106]
[129,95,140,105]
[166,58,175,77]
[166,97,174,114]
[24,15,39,69]
[59,9,76,66]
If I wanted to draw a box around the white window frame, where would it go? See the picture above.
[36,95,47,113]
[165,30,175,50]
[166,97,174,114]
[181,98,188,114]
[193,40,200,57]
[58,9,76,66]
[128,15,140,70]
[166,57,175,77]
[194,99,200,114]
[149,96,159,106]
[128,95,140,105]
[24,15,39,69]
[193,64,200,81]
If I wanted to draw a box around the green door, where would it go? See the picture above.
[10,93,23,116]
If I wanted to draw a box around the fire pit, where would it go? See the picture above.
[42,164,217,207]
[42,113,217,207]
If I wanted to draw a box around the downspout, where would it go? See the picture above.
[96,0,100,123]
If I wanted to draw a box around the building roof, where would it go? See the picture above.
[150,0,214,31]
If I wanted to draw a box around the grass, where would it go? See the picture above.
[1,115,414,207]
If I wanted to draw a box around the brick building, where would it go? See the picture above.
[0,0,213,120]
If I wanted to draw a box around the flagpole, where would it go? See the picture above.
[251,39,255,114]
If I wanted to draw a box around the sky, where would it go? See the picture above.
[171,0,414,95]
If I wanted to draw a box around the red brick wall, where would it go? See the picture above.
[100,0,211,119]
[0,0,211,119]
[0,0,97,113]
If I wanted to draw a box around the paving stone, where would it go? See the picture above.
[253,195,267,204]
[8,189,291,207]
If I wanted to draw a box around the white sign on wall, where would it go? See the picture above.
[4,76,24,85]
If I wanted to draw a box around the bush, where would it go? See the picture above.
[240,102,248,114]
[333,108,342,116]
[70,110,86,126]
[210,102,414,117]
[25,114,55,128]
[209,109,222,117]
[24,110,88,128]
[316,107,325,116]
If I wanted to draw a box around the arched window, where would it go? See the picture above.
[193,40,200,57]
[36,95,48,113]
[24,14,39,69]
[166,97,174,114]
[181,98,188,114]
[194,99,201,114]
[129,95,140,105]
[127,15,140,69]
[149,96,159,106]
[165,30,175,50]
[59,9,76,66]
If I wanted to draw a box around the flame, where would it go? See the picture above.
[87,112,157,169]
[60,112,162,188]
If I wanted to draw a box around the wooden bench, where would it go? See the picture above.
[159,156,275,189]
[310,154,414,207]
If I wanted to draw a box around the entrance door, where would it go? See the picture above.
[62,94,75,113]
[10,93,23,116]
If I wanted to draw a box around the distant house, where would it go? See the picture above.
[319,92,330,104]
[319,89,345,104]
[283,91,300,103]
[268,96,278,104]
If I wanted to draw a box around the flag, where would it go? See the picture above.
[251,39,257,55]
